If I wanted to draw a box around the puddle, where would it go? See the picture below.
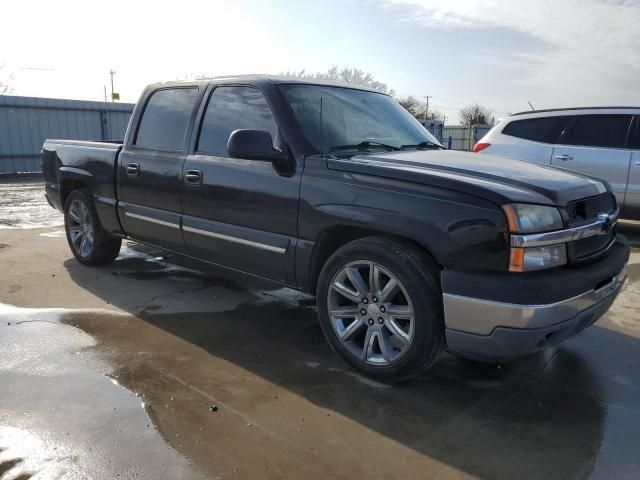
[0,426,74,479]
[0,303,207,479]
[39,230,66,238]
[0,180,63,229]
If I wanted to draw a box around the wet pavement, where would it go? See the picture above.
[0,179,639,479]
[0,177,63,230]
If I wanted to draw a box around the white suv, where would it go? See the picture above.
[474,107,640,220]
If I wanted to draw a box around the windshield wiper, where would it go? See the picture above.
[400,141,444,150]
[329,141,401,153]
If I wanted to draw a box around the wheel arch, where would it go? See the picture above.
[306,225,441,295]
[60,177,90,208]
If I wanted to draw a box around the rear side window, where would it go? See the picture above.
[561,114,632,148]
[135,88,199,151]
[502,116,570,143]
[197,86,278,155]
[632,118,640,149]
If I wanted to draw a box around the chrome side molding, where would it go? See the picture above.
[182,225,287,254]
[124,211,180,229]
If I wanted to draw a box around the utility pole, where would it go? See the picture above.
[109,70,116,102]
[423,95,431,121]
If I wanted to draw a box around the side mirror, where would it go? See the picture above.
[227,129,288,163]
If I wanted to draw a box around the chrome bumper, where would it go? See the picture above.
[444,265,626,336]
[443,265,627,360]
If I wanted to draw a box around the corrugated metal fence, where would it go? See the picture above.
[0,95,134,174]
[442,124,492,151]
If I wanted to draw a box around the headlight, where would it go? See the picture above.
[509,244,567,272]
[503,204,563,233]
[503,204,566,272]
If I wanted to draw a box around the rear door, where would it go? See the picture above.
[551,114,633,206]
[181,84,301,283]
[625,117,640,217]
[117,86,201,251]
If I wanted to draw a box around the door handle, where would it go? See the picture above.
[554,154,573,161]
[126,163,140,176]
[635,161,640,166]
[184,169,203,184]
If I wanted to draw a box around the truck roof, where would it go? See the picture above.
[147,74,385,94]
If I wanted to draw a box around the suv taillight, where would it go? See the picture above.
[472,142,491,153]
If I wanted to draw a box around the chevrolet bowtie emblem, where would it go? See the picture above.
[598,213,613,235]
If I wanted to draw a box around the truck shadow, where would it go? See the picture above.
[62,247,640,479]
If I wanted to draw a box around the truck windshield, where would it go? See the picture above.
[279,84,442,155]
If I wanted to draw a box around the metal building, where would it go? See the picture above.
[0,95,134,174]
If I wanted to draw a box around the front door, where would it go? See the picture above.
[551,114,633,206]
[181,85,301,283]
[118,86,201,251]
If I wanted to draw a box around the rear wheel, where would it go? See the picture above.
[64,190,121,265]
[317,236,444,382]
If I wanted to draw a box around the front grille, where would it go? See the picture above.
[566,193,616,226]
[565,192,617,264]
[571,230,614,261]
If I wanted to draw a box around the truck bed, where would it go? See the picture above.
[42,139,123,234]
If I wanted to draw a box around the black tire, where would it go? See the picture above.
[64,189,121,266]
[316,236,444,382]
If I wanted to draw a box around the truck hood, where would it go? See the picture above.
[326,149,607,206]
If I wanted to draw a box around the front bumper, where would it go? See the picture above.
[442,237,629,361]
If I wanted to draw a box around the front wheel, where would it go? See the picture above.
[64,190,121,266]
[316,237,444,382]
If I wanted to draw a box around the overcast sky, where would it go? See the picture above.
[1,0,638,123]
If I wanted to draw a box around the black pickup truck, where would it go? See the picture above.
[42,76,629,381]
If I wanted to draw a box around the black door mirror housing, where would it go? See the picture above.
[227,129,288,163]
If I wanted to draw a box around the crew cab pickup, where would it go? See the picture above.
[42,76,629,381]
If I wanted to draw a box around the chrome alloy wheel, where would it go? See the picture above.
[67,199,94,258]
[327,261,415,366]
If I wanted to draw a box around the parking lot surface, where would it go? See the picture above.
[1,179,639,479]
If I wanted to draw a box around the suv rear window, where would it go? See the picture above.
[502,116,570,143]
[135,88,199,151]
[561,114,632,148]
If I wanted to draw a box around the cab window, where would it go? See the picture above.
[197,86,278,155]
[135,88,199,151]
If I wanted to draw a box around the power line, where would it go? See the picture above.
[397,91,513,116]
[20,66,56,71]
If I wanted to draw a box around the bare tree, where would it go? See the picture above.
[397,96,422,117]
[397,96,443,122]
[459,103,492,126]
[282,66,394,95]
[0,65,13,95]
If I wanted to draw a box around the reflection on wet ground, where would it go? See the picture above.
[0,304,207,479]
[0,177,63,229]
